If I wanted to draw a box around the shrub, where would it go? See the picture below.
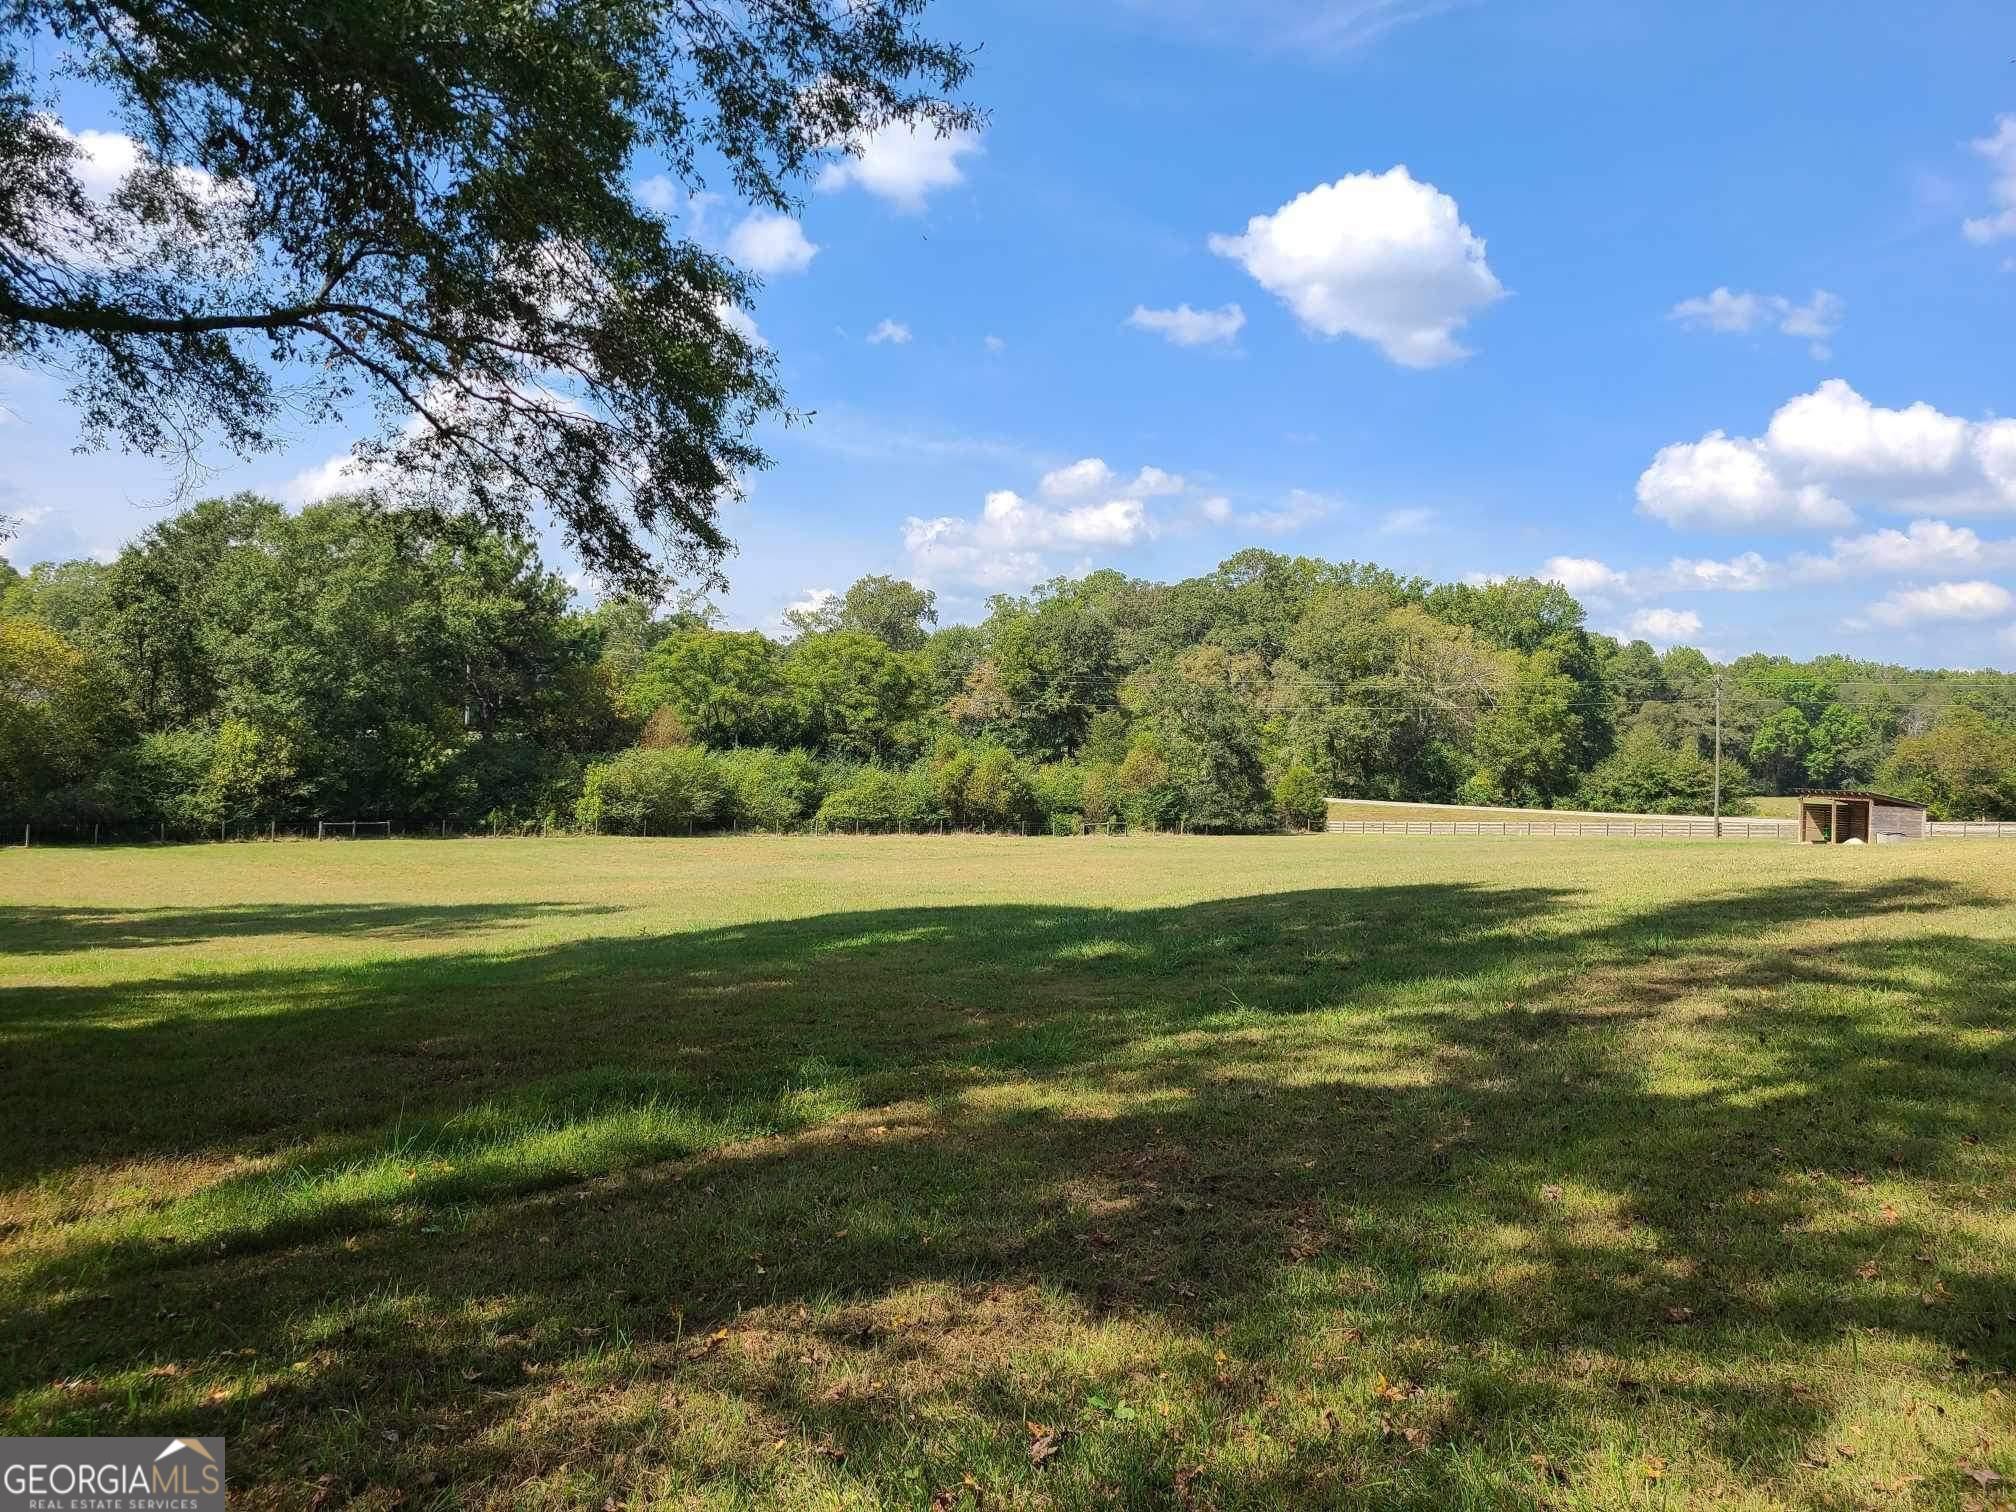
[1031,761,1085,823]
[816,766,933,830]
[961,747,1039,830]
[716,747,822,830]
[575,746,725,833]
[1273,763,1326,829]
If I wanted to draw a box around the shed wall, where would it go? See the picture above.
[1871,802,1926,841]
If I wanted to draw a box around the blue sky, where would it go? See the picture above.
[8,0,2016,666]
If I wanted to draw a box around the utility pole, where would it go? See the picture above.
[1713,673,1724,837]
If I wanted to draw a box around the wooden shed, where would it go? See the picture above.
[1796,790,1928,844]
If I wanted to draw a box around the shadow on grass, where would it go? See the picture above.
[2,873,2012,1505]
[0,900,621,956]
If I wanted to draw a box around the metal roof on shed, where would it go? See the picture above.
[1793,790,1929,809]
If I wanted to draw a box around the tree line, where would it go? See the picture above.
[6,494,2016,839]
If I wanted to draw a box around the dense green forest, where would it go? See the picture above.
[6,494,2016,837]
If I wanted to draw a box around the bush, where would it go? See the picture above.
[575,746,725,833]
[961,747,1039,830]
[1272,763,1326,829]
[1577,728,1753,816]
[816,766,939,830]
[1031,761,1085,824]
[716,747,822,830]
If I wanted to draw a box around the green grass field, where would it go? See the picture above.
[3,835,2012,1509]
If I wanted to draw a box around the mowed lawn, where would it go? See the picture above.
[2,837,2013,1510]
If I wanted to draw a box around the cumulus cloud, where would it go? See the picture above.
[1197,488,1331,535]
[715,299,765,348]
[1040,458,1115,498]
[1625,607,1705,643]
[1040,459,1186,500]
[1637,380,2016,531]
[983,334,1006,353]
[1126,302,1246,347]
[818,122,981,213]
[1208,166,1503,367]
[1962,115,2016,245]
[903,490,1151,588]
[866,318,913,346]
[1543,556,1630,596]
[1636,432,1852,530]
[1541,552,1773,600]
[725,210,819,276]
[904,458,1191,589]
[778,586,839,631]
[1669,287,1844,359]
[1862,580,2014,628]
[1793,519,2016,581]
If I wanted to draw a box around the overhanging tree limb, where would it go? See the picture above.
[0,0,980,592]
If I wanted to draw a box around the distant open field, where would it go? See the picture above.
[3,836,2012,1509]
[1326,798,1799,826]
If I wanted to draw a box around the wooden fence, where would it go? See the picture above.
[1324,818,1797,841]
[1929,821,2016,839]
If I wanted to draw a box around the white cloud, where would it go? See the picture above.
[1126,465,1187,498]
[778,586,839,631]
[903,491,1151,588]
[1863,579,2014,628]
[1542,551,1774,600]
[634,174,681,216]
[1668,287,1766,333]
[983,335,1006,353]
[715,299,765,349]
[1626,607,1705,643]
[1040,458,1115,498]
[1378,506,1437,534]
[1198,488,1332,535]
[1637,380,2016,531]
[1208,166,1503,368]
[1040,459,1185,500]
[866,318,913,347]
[724,210,819,276]
[1543,556,1629,596]
[1126,302,1246,348]
[904,460,1184,589]
[817,122,981,213]
[1663,552,1774,592]
[283,451,378,506]
[1669,287,1843,356]
[1637,431,1852,530]
[1962,115,2016,244]
[1793,519,2016,581]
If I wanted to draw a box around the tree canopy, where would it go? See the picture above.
[0,0,976,590]
[10,504,2016,834]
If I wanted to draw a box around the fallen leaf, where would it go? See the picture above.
[1027,1424,1066,1467]
[1961,1462,2003,1489]
[1856,1260,1881,1280]
[1173,1464,1205,1505]
[1664,1306,1695,1324]
[1530,1454,1570,1486]
[1541,1184,1564,1202]
[1642,1455,1667,1482]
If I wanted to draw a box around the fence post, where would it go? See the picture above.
[22,824,28,849]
